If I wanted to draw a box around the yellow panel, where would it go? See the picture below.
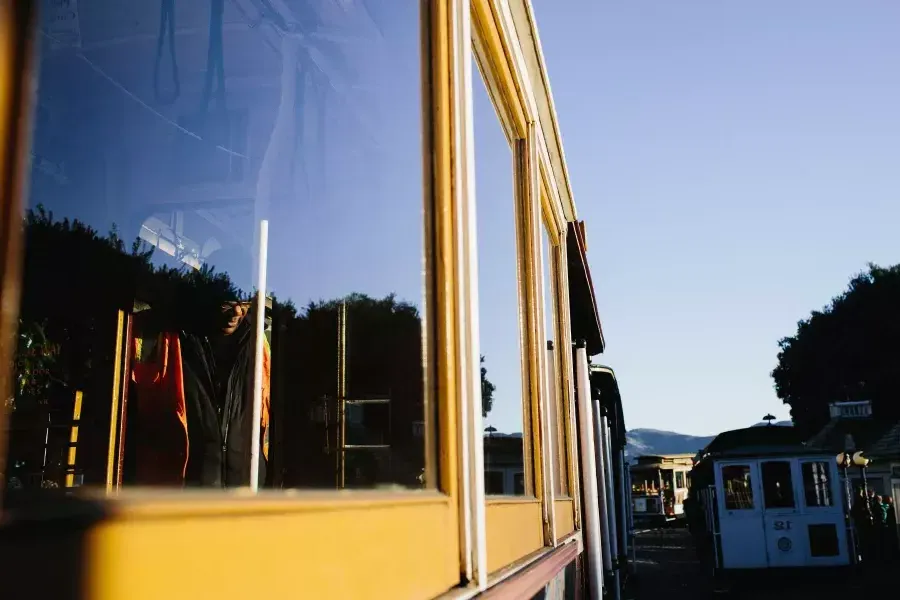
[85,493,458,600]
[485,499,544,573]
[553,498,575,540]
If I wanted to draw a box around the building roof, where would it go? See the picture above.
[808,417,900,460]
[700,425,809,458]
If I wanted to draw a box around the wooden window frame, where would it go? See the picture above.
[470,0,559,574]
[539,181,577,541]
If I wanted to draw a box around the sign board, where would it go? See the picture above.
[44,0,82,50]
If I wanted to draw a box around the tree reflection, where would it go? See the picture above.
[5,210,428,492]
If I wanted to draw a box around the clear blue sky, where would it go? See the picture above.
[531,0,900,435]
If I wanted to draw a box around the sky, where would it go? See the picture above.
[530,0,900,435]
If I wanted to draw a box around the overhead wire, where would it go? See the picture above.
[39,29,246,159]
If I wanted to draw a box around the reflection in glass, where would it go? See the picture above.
[801,462,832,507]
[761,461,795,509]
[473,58,527,496]
[5,1,427,496]
[722,465,754,510]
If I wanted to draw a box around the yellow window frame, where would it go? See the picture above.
[0,3,470,599]
[538,155,583,535]
[539,183,577,541]
[470,0,556,574]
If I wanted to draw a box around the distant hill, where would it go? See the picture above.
[625,429,715,460]
[625,420,793,460]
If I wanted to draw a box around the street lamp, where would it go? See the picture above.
[836,452,858,562]
[852,451,873,525]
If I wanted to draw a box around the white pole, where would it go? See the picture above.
[602,416,619,564]
[249,219,269,492]
[626,461,637,573]
[592,399,613,575]
[601,415,621,600]
[618,449,629,568]
[575,343,604,600]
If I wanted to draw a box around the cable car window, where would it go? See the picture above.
[541,221,567,496]
[761,461,796,509]
[801,461,833,507]
[6,1,430,496]
[721,465,754,510]
[473,56,529,496]
[675,471,685,489]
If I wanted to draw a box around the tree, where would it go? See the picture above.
[771,263,900,437]
[481,355,495,418]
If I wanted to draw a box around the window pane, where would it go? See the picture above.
[541,223,567,495]
[801,462,833,507]
[6,1,427,496]
[722,465,754,510]
[675,471,685,489]
[761,462,796,509]
[474,58,527,496]
[485,471,505,495]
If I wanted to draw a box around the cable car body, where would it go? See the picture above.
[0,2,632,599]
[630,454,693,526]
[689,428,854,578]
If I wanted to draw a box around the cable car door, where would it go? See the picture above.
[760,460,804,568]
[715,461,766,569]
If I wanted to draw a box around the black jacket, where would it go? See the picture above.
[180,318,266,488]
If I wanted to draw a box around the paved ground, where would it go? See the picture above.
[627,527,896,599]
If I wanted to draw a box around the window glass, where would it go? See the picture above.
[675,471,685,489]
[761,461,795,509]
[541,222,567,495]
[514,472,526,495]
[473,57,527,496]
[5,1,428,497]
[801,462,833,507]
[721,465,754,510]
[661,469,674,490]
[485,471,505,495]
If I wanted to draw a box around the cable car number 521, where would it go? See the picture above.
[773,521,792,531]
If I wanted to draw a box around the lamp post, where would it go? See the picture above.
[852,451,872,526]
[837,452,858,563]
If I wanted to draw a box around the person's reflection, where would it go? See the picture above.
[130,295,270,489]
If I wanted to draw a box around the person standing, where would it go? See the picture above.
[883,496,898,561]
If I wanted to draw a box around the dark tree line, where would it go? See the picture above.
[772,263,900,438]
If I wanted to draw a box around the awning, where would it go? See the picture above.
[590,366,626,451]
[566,221,604,355]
